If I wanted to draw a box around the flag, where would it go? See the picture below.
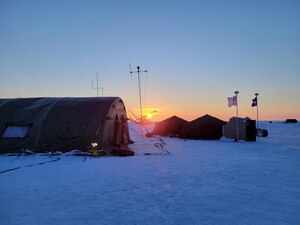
[227,96,237,107]
[252,97,257,107]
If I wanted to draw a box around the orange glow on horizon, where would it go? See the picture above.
[127,103,299,123]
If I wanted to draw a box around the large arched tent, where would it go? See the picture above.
[0,97,130,153]
[179,114,226,140]
[152,115,188,137]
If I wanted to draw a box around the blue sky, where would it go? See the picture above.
[0,0,299,120]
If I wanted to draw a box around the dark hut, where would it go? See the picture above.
[179,114,226,140]
[284,119,297,123]
[152,116,188,137]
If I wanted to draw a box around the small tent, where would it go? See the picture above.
[179,114,226,140]
[0,97,130,153]
[222,117,256,141]
[152,116,188,137]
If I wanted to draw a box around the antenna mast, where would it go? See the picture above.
[92,73,104,97]
[130,65,148,122]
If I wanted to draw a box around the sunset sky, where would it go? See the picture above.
[1,0,299,121]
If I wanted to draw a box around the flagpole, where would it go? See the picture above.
[255,93,259,129]
[235,91,239,141]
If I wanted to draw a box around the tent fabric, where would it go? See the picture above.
[0,97,130,153]
[152,116,188,137]
[179,114,226,140]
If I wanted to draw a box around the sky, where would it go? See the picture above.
[0,0,299,121]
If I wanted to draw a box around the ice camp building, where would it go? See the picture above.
[0,97,130,153]
[222,117,256,141]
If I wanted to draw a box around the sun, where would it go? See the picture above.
[147,113,153,120]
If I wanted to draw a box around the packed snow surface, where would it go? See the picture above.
[0,122,300,225]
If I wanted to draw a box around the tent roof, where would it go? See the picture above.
[190,114,226,124]
[157,115,188,124]
[0,97,121,121]
[0,97,121,107]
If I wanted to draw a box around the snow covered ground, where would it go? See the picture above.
[0,122,300,225]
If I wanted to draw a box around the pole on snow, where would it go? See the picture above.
[235,91,239,142]
[255,93,259,129]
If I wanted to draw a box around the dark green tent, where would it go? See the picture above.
[179,114,226,140]
[152,115,188,137]
[0,97,130,153]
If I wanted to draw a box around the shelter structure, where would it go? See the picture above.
[222,117,256,141]
[0,97,130,153]
[152,116,188,137]
[179,114,226,140]
[284,119,297,123]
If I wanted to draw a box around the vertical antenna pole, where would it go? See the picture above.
[92,73,104,97]
[96,73,99,97]
[129,65,148,124]
[137,66,143,121]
